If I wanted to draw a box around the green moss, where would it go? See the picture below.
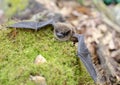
[0,0,28,17]
[0,26,94,85]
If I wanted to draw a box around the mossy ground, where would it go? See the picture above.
[0,26,94,85]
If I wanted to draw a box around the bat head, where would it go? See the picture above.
[54,22,75,41]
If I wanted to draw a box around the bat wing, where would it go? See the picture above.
[8,19,53,30]
[37,19,53,29]
[76,34,97,82]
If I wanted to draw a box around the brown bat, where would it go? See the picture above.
[53,22,76,41]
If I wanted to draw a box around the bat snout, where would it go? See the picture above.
[56,33,65,38]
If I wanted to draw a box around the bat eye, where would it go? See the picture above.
[64,30,71,35]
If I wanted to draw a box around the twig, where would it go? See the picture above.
[102,14,120,33]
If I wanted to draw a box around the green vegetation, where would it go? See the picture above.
[0,0,28,17]
[0,27,94,85]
